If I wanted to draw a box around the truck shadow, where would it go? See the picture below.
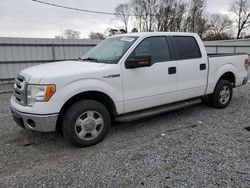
[6,130,65,147]
[111,103,207,129]
[8,103,211,149]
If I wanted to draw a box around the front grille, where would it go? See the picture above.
[13,74,27,105]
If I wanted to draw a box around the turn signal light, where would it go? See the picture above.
[44,85,56,101]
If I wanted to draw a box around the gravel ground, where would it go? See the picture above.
[0,84,250,188]
[0,83,12,94]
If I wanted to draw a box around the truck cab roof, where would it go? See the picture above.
[111,32,198,38]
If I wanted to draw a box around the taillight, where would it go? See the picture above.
[244,58,249,70]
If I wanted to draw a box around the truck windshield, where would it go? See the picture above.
[80,36,139,64]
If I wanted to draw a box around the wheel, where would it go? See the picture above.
[62,100,111,147]
[210,80,233,108]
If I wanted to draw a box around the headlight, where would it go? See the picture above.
[27,85,56,106]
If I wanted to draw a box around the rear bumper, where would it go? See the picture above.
[11,107,58,132]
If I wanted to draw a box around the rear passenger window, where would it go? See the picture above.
[173,36,201,60]
[132,37,171,63]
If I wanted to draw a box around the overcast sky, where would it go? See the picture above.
[0,0,232,38]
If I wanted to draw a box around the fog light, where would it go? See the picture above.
[27,119,36,128]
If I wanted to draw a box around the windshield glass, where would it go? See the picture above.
[80,36,139,64]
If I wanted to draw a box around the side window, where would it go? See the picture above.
[132,37,171,63]
[173,36,201,60]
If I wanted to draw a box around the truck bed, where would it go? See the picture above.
[206,53,248,94]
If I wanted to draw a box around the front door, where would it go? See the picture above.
[121,36,178,113]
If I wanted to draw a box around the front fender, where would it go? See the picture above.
[53,78,124,114]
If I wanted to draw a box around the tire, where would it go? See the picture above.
[62,100,111,147]
[210,79,233,108]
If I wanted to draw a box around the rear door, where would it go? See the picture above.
[171,35,208,100]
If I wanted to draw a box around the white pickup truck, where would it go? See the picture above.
[11,32,249,147]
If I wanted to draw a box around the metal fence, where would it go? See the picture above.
[0,37,101,80]
[205,44,250,55]
[0,37,250,80]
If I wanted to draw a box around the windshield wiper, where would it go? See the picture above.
[79,57,99,62]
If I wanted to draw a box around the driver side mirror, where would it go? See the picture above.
[125,55,152,69]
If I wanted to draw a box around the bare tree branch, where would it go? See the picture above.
[230,0,250,38]
[115,4,131,33]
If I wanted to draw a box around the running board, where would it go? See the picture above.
[115,98,201,123]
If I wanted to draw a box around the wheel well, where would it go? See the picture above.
[56,91,117,132]
[219,72,235,87]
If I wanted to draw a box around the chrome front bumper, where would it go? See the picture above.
[11,107,58,132]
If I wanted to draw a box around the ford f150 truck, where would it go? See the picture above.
[11,32,249,147]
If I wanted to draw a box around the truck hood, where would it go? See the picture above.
[20,60,107,83]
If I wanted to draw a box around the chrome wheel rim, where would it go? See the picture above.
[219,86,230,105]
[75,111,104,141]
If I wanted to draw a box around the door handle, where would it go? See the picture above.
[168,67,176,74]
[200,64,206,70]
